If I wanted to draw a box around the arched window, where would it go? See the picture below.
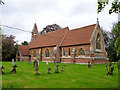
[78,48,85,56]
[62,48,65,56]
[96,33,101,49]
[45,49,50,57]
[68,48,71,56]
[33,50,37,57]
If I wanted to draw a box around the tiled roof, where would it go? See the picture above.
[18,45,30,56]
[61,24,96,46]
[29,27,69,49]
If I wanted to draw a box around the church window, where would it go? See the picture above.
[96,33,101,49]
[62,48,65,56]
[33,50,37,57]
[68,48,71,56]
[78,48,85,56]
[45,49,50,57]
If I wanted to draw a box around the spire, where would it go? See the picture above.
[31,23,39,41]
[97,18,99,24]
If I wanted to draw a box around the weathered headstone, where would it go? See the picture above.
[47,67,51,74]
[53,60,56,64]
[46,61,48,65]
[33,60,38,67]
[54,64,59,73]
[0,66,4,75]
[88,61,91,68]
[12,59,15,65]
[11,65,17,74]
[61,66,63,72]
[106,65,108,71]
[37,61,39,66]
[35,67,40,75]
[107,62,114,75]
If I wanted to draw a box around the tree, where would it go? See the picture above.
[101,23,120,62]
[21,41,28,45]
[97,0,120,56]
[0,0,5,5]
[2,35,18,61]
[40,24,62,35]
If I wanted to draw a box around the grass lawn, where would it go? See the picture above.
[1,61,119,88]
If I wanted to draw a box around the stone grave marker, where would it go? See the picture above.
[37,61,39,66]
[54,64,59,73]
[0,66,4,75]
[11,65,17,74]
[35,67,40,75]
[61,66,63,72]
[33,60,38,67]
[107,63,114,75]
[47,67,51,74]
[12,59,15,65]
[88,61,91,68]
[46,61,48,65]
[106,65,108,71]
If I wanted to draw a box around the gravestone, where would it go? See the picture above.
[107,62,114,75]
[0,66,4,75]
[47,67,51,74]
[12,59,15,65]
[35,67,40,75]
[11,65,17,73]
[88,61,91,68]
[33,60,38,67]
[106,65,108,71]
[61,66,63,72]
[46,61,48,65]
[53,60,56,64]
[37,61,39,66]
[54,64,59,73]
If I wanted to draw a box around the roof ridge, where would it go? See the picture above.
[39,27,69,36]
[70,24,96,31]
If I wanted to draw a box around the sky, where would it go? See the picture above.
[1,0,118,44]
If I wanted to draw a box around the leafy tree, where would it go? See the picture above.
[40,24,62,35]
[0,0,5,5]
[2,35,18,61]
[101,24,120,62]
[21,41,28,45]
[97,0,120,56]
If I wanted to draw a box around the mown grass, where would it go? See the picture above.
[1,61,119,88]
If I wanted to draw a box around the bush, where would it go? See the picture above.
[117,60,120,69]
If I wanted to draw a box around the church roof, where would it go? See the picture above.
[29,27,69,49]
[29,23,97,48]
[61,24,96,46]
[18,45,30,56]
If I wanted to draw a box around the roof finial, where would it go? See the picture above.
[97,18,99,24]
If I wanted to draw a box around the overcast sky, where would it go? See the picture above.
[1,0,118,44]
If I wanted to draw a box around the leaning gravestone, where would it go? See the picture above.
[47,67,51,74]
[0,66,4,75]
[12,59,15,65]
[54,64,59,73]
[11,65,17,74]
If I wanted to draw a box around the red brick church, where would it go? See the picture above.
[16,20,109,64]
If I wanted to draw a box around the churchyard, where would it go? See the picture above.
[1,61,119,88]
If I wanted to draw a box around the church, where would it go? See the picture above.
[16,20,109,64]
